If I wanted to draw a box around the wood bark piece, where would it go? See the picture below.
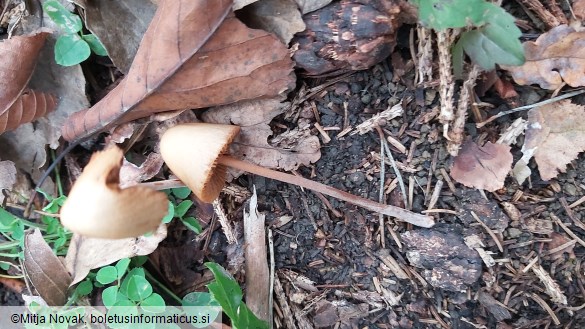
[62,0,295,142]
[401,224,482,291]
[0,30,56,133]
[292,0,401,76]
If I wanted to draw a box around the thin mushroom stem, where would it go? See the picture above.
[217,155,434,228]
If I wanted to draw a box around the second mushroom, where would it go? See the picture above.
[160,123,434,228]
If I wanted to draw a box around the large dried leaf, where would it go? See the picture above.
[72,0,157,74]
[506,25,585,90]
[517,100,585,181]
[65,224,167,285]
[450,140,513,192]
[23,229,72,305]
[573,0,585,20]
[0,30,56,134]
[202,99,321,174]
[62,0,295,142]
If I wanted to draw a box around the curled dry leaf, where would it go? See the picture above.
[202,98,321,174]
[60,146,168,239]
[65,224,167,285]
[23,229,72,306]
[505,25,585,90]
[62,0,295,142]
[119,152,164,188]
[0,30,56,134]
[573,0,585,20]
[450,139,513,192]
[514,100,585,182]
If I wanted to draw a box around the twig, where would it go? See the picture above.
[378,131,386,248]
[471,211,503,252]
[268,228,275,329]
[212,199,237,244]
[477,89,585,128]
[551,213,585,247]
[529,293,561,325]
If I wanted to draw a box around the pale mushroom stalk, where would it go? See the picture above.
[159,123,435,228]
[217,155,433,227]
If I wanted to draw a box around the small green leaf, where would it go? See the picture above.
[120,268,145,296]
[131,256,148,267]
[171,187,191,199]
[412,0,490,30]
[455,24,524,71]
[182,292,220,307]
[42,195,67,213]
[141,293,166,313]
[102,286,119,308]
[205,262,242,321]
[162,201,174,224]
[174,200,193,218]
[182,217,201,234]
[75,280,93,296]
[115,258,131,279]
[96,266,118,285]
[0,208,18,231]
[126,275,153,302]
[235,303,269,329]
[82,34,108,56]
[42,0,82,33]
[54,34,91,66]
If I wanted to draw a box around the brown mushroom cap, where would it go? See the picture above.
[60,146,168,239]
[159,123,240,203]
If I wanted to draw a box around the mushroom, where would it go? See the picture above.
[160,123,434,227]
[60,146,169,239]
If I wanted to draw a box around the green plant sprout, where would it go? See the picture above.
[42,0,108,66]
[162,187,202,234]
[412,0,525,75]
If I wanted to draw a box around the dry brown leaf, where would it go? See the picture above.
[505,25,585,90]
[65,224,167,285]
[72,0,157,74]
[202,99,321,174]
[450,140,513,192]
[516,100,585,181]
[23,229,72,306]
[573,0,585,20]
[62,0,295,142]
[238,0,306,44]
[0,30,56,134]
[0,160,17,203]
[119,152,164,188]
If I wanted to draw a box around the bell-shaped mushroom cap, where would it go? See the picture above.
[160,123,240,203]
[60,146,168,239]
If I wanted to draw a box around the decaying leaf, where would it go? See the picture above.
[65,224,167,284]
[0,30,56,134]
[573,0,585,20]
[450,139,513,192]
[515,100,585,182]
[506,25,585,90]
[202,99,321,174]
[72,0,157,74]
[23,229,72,305]
[293,0,400,76]
[0,160,17,203]
[0,7,90,173]
[238,0,306,44]
[119,152,164,188]
[62,0,295,142]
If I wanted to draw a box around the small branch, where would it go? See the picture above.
[218,155,434,228]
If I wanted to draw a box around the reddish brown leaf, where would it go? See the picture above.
[0,90,57,133]
[0,30,56,134]
[574,0,585,20]
[450,140,513,192]
[505,25,585,90]
[62,0,295,141]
